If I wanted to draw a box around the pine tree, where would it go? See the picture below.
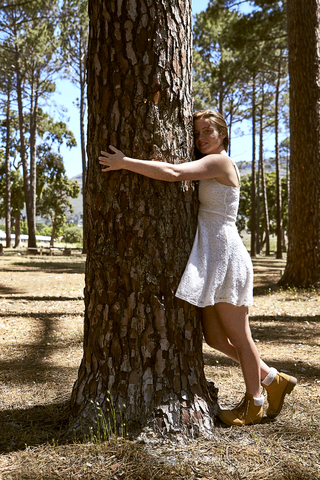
[0,0,61,248]
[60,0,89,252]
[279,0,320,287]
[70,0,217,438]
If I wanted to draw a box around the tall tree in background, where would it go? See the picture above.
[193,0,288,257]
[237,172,288,239]
[274,50,285,259]
[238,1,287,257]
[36,151,80,246]
[0,0,60,248]
[251,2,288,258]
[61,0,89,252]
[250,72,257,256]
[36,113,78,246]
[280,0,320,287]
[0,46,18,248]
[193,2,244,154]
[1,68,13,248]
[25,15,60,249]
[257,77,270,254]
[4,82,11,248]
[70,0,217,437]
[0,36,16,249]
[0,164,24,248]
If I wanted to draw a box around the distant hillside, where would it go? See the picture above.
[237,156,289,178]
[70,173,83,188]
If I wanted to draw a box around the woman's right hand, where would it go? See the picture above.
[98,146,126,172]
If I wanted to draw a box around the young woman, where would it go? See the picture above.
[99,109,296,426]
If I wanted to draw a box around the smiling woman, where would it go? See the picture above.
[194,119,223,155]
[99,108,297,427]
[193,109,229,158]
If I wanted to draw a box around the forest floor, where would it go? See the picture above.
[0,253,319,479]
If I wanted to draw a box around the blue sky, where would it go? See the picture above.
[57,0,281,179]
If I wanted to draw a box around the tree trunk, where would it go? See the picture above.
[14,46,37,249]
[256,155,261,254]
[50,213,57,247]
[280,0,320,287]
[286,152,290,211]
[260,151,270,255]
[218,44,224,116]
[282,227,287,252]
[5,83,12,249]
[259,95,270,256]
[250,73,256,257]
[79,31,87,254]
[70,0,217,439]
[275,52,283,259]
[14,212,21,249]
[228,94,233,156]
[29,69,39,252]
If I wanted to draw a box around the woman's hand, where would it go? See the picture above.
[99,146,126,172]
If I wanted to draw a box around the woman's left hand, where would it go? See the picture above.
[98,146,126,172]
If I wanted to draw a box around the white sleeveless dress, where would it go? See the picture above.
[175,177,253,307]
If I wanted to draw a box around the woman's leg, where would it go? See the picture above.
[202,303,269,397]
[202,305,270,381]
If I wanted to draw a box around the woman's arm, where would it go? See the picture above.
[98,146,232,182]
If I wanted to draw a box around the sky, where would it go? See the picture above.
[56,0,283,179]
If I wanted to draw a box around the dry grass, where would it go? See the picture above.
[0,253,319,479]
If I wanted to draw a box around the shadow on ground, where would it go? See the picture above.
[0,399,71,454]
[203,347,320,380]
[0,284,23,296]
[0,296,83,303]
[0,260,85,275]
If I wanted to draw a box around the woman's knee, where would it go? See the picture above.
[228,334,256,354]
[203,328,230,351]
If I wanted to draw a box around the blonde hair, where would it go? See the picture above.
[193,110,229,157]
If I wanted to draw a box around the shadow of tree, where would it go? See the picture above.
[253,283,320,296]
[1,356,81,382]
[0,311,83,380]
[1,261,85,274]
[252,259,286,268]
[203,312,320,380]
[253,284,281,295]
[203,347,320,379]
[0,284,23,295]
[0,297,83,455]
[0,399,71,454]
[250,315,320,338]
[0,295,83,301]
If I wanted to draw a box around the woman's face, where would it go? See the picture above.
[194,118,225,155]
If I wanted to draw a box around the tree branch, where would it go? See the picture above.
[227,0,249,8]
[1,0,37,8]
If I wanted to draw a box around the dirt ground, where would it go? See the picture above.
[0,253,319,479]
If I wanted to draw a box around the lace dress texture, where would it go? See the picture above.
[175,177,253,307]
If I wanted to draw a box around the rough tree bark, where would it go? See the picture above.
[258,87,270,256]
[279,0,320,287]
[256,151,261,254]
[14,45,37,249]
[79,33,87,254]
[14,212,21,249]
[70,0,217,439]
[5,82,12,249]
[275,52,283,259]
[29,70,40,252]
[250,73,256,257]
